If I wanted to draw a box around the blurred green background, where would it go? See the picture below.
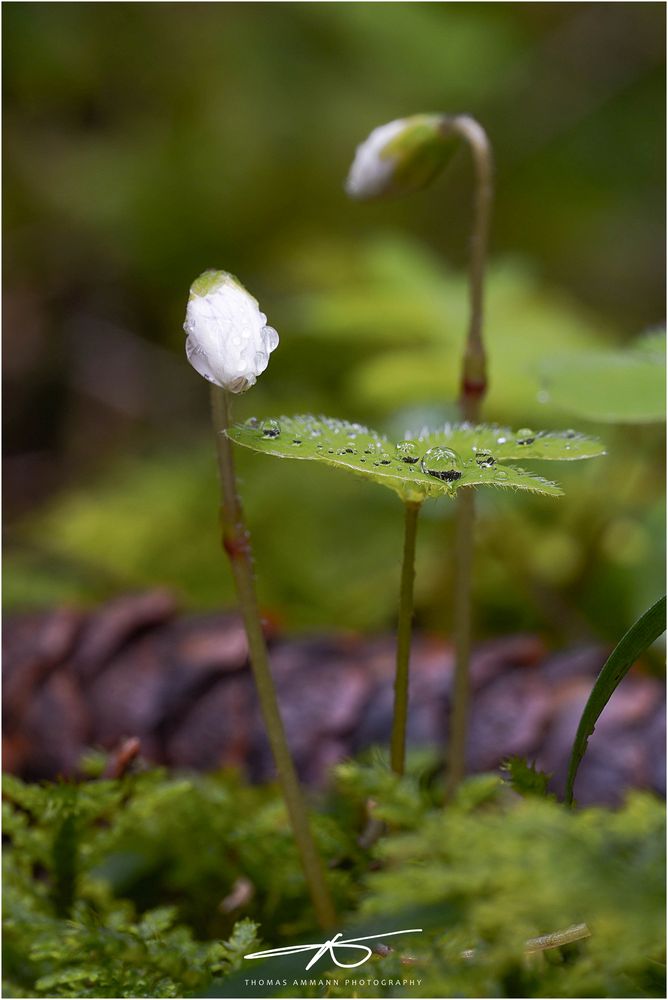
[4,2,665,645]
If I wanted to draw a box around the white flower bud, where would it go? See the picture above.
[184,270,279,393]
[345,114,455,201]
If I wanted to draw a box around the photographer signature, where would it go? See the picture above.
[244,928,423,971]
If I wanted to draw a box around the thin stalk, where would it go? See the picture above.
[210,386,336,930]
[390,501,421,775]
[440,115,493,796]
[447,488,475,792]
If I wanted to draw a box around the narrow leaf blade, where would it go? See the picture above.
[565,596,666,805]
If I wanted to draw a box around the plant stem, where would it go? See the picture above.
[390,501,421,775]
[447,488,475,793]
[210,386,336,930]
[440,115,493,796]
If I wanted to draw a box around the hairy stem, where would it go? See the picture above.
[210,386,336,929]
[440,115,493,796]
[446,487,475,794]
[390,501,421,775]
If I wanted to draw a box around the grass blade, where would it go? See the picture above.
[565,596,666,805]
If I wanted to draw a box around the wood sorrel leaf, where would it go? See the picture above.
[415,423,606,461]
[228,416,568,503]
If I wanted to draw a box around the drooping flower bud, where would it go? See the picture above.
[184,270,279,393]
[345,114,456,201]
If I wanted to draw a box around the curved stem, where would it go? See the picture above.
[210,386,336,930]
[439,115,493,795]
[440,114,493,419]
[390,501,421,775]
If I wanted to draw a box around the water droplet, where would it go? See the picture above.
[395,440,419,464]
[537,389,550,404]
[476,451,496,468]
[245,417,260,429]
[336,447,357,455]
[260,419,281,439]
[565,429,576,438]
[264,326,279,352]
[497,436,507,445]
[292,439,302,446]
[373,453,392,466]
[494,468,509,480]
[420,447,462,482]
[516,427,535,445]
[327,449,335,454]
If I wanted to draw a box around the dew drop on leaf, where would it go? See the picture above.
[516,427,535,444]
[395,440,419,464]
[420,446,462,482]
[260,418,281,439]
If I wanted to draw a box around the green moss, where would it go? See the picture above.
[3,761,664,998]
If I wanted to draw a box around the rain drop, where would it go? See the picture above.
[476,449,496,469]
[395,440,419,464]
[516,427,535,445]
[260,418,281,439]
[420,447,462,482]
[245,417,260,429]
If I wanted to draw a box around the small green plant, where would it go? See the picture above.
[227,113,605,780]
[347,113,494,790]
[229,417,604,778]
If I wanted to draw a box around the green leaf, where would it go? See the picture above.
[501,756,554,799]
[565,596,666,805]
[415,423,606,461]
[228,416,565,503]
[539,331,666,424]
